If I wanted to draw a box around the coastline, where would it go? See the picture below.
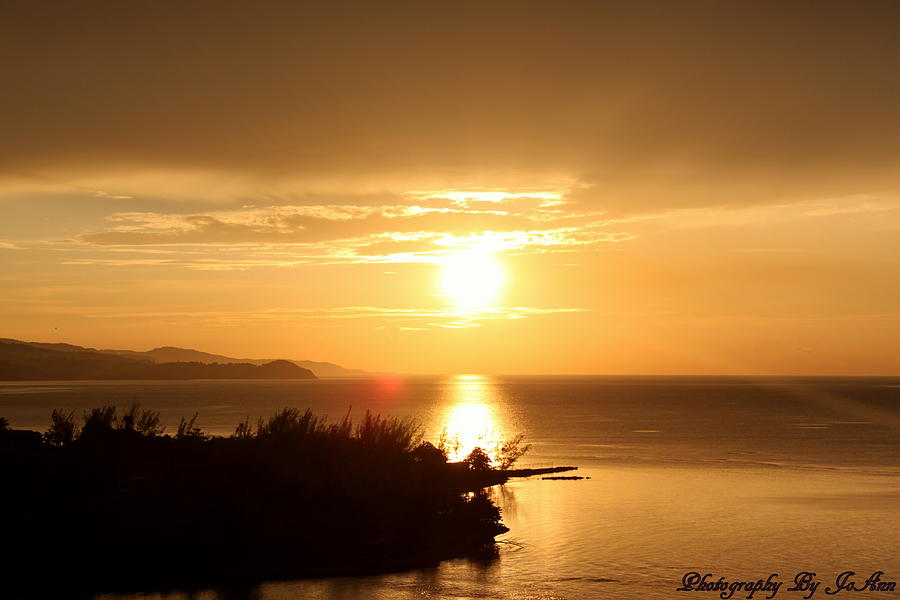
[1,407,546,597]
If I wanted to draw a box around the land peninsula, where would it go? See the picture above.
[0,406,563,596]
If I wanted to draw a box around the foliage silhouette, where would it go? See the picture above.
[0,406,524,596]
[496,433,532,470]
[176,412,208,439]
[44,409,78,446]
[463,446,492,470]
[437,428,531,470]
[233,416,253,439]
[122,403,165,436]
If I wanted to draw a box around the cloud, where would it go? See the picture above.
[0,300,589,329]
[803,201,899,218]
[66,199,636,269]
[617,197,900,230]
[92,190,133,200]
[3,2,900,213]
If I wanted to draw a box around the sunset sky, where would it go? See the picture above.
[2,1,899,375]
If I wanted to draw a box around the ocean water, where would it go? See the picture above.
[2,376,899,599]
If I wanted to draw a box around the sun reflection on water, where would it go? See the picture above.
[439,375,508,464]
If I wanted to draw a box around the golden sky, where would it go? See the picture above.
[1,1,899,374]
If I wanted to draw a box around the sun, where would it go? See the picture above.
[440,251,505,309]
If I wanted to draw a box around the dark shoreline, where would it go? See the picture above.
[1,407,559,598]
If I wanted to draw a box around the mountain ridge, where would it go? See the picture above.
[0,339,316,381]
[0,338,365,378]
[101,346,366,377]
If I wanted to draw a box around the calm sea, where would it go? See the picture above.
[3,376,899,600]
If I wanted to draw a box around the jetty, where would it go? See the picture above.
[449,464,579,488]
[505,465,578,478]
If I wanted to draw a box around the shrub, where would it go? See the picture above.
[354,411,421,452]
[233,417,254,439]
[121,403,165,436]
[176,413,207,440]
[257,407,318,438]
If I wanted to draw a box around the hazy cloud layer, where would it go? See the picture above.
[3,1,900,211]
[0,295,588,330]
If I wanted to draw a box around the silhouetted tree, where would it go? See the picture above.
[45,409,78,446]
[120,403,137,431]
[463,446,492,471]
[81,406,117,439]
[0,416,9,431]
[135,408,164,436]
[437,428,461,459]
[495,433,532,470]
[412,441,447,467]
[118,403,164,435]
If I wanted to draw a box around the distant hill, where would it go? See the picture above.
[0,338,363,378]
[0,340,316,381]
[100,346,366,378]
